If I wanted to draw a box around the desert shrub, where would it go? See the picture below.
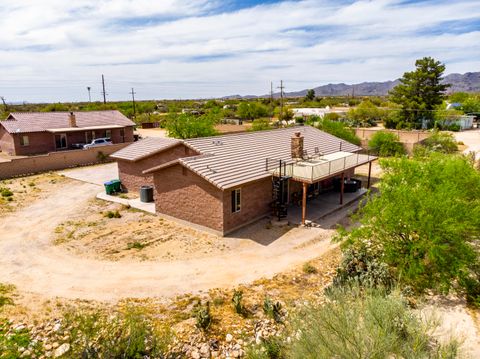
[232,289,245,315]
[289,287,459,359]
[64,306,172,358]
[263,297,283,323]
[0,188,13,197]
[126,241,147,250]
[419,131,458,154]
[339,153,480,297]
[368,131,406,157]
[104,210,121,218]
[96,151,107,162]
[194,302,212,330]
[313,117,361,145]
[447,123,461,132]
[302,262,317,274]
[330,246,394,290]
[246,336,285,359]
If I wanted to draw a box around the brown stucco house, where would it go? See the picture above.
[0,110,135,156]
[112,126,376,235]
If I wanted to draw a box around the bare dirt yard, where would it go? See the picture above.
[54,199,231,262]
[0,171,343,302]
[0,172,67,215]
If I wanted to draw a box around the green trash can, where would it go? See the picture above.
[104,180,115,195]
[111,179,122,192]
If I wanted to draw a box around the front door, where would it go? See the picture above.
[54,134,67,150]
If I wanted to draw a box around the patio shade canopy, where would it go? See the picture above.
[269,151,377,183]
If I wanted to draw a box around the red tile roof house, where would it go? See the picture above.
[111,126,376,235]
[0,110,135,156]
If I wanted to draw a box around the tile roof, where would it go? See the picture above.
[0,110,135,134]
[141,126,361,190]
[111,137,182,161]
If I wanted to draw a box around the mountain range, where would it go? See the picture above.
[224,72,480,99]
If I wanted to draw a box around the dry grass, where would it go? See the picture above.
[0,173,67,215]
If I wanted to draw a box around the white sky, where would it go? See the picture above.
[0,0,479,102]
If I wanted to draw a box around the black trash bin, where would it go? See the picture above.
[140,185,154,203]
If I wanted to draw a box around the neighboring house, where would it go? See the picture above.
[0,110,135,156]
[292,107,346,118]
[113,126,375,235]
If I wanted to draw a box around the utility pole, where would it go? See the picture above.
[129,88,137,118]
[101,75,107,105]
[277,80,285,121]
[270,82,274,119]
[0,96,7,112]
[87,87,91,102]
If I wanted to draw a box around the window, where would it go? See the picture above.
[231,189,241,213]
[54,133,67,149]
[105,130,111,140]
[120,129,125,143]
[20,135,29,146]
[85,131,95,143]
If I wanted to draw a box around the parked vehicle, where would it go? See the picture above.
[83,138,112,149]
[71,143,86,149]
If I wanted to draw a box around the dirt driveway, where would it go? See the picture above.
[454,128,480,159]
[0,178,346,301]
[59,162,118,185]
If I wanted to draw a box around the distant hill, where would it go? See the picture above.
[223,72,480,99]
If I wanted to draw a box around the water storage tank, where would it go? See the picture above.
[140,185,154,203]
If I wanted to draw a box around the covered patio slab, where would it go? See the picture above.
[286,188,367,225]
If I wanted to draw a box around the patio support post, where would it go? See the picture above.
[302,182,307,225]
[340,172,344,205]
[367,161,372,189]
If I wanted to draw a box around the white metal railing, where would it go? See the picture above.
[268,152,376,183]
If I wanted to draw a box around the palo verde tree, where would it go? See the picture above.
[340,153,480,301]
[388,57,450,129]
[165,112,217,139]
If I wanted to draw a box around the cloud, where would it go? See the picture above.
[0,0,479,102]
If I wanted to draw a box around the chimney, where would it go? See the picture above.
[69,112,77,127]
[291,131,304,160]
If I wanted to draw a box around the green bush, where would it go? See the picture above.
[246,336,285,359]
[250,118,271,131]
[419,131,458,154]
[289,287,459,359]
[64,306,172,358]
[330,246,394,290]
[0,319,43,358]
[340,153,480,297]
[313,117,361,145]
[368,131,405,157]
